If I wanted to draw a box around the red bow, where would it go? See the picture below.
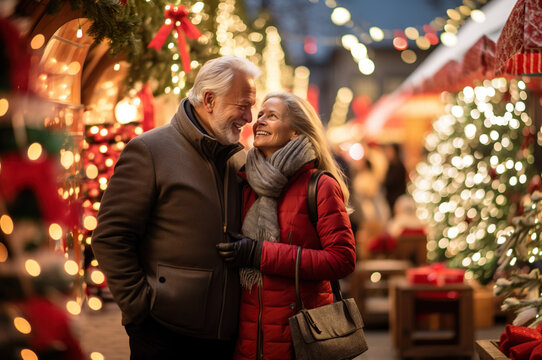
[500,324,542,360]
[147,4,201,73]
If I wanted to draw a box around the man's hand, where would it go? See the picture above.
[216,232,262,268]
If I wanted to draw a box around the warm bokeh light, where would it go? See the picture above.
[49,223,63,240]
[350,43,367,60]
[14,317,32,334]
[404,27,419,40]
[425,32,439,45]
[91,269,106,285]
[446,8,461,21]
[392,37,408,50]
[192,1,204,13]
[64,260,79,276]
[444,24,458,34]
[369,27,384,42]
[30,34,45,49]
[370,272,382,283]
[66,300,81,315]
[83,215,98,231]
[471,9,486,23]
[440,32,458,47]
[86,164,99,179]
[349,143,364,161]
[20,349,38,360]
[330,7,350,25]
[358,58,375,75]
[25,259,41,277]
[61,150,75,169]
[115,98,139,124]
[1,214,14,235]
[88,297,103,311]
[0,98,9,117]
[341,34,358,50]
[27,143,43,161]
[0,242,8,262]
[337,87,353,103]
[401,49,417,64]
[90,352,105,360]
[67,61,81,75]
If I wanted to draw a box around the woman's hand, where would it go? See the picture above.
[216,232,262,268]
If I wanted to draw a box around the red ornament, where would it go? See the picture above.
[0,153,80,227]
[304,36,318,54]
[351,95,372,122]
[148,4,202,73]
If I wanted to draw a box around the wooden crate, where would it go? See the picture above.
[389,278,474,359]
[475,340,509,360]
[349,260,411,326]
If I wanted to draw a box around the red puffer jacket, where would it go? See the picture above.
[234,162,356,360]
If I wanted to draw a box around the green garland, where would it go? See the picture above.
[45,0,140,56]
[42,0,265,99]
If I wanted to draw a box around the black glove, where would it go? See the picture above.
[216,232,262,268]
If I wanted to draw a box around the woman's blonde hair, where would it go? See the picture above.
[263,92,350,204]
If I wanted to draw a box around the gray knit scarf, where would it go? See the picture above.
[240,135,316,289]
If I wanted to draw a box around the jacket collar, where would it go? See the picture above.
[172,98,244,161]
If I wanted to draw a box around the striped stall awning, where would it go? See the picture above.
[496,0,542,76]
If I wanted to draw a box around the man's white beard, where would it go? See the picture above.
[210,117,239,145]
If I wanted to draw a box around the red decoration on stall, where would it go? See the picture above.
[496,0,542,76]
[138,83,155,132]
[0,18,31,93]
[0,153,80,227]
[304,36,318,54]
[499,323,542,359]
[147,4,202,73]
[307,84,320,115]
[407,263,465,299]
[351,95,372,123]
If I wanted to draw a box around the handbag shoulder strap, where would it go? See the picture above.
[307,170,331,229]
[303,170,344,303]
[294,246,304,309]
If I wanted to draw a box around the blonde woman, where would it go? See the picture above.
[217,92,356,359]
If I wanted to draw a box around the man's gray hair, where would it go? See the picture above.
[187,56,261,106]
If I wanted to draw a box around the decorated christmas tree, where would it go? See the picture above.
[411,78,536,284]
[494,190,542,327]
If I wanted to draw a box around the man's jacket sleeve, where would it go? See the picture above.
[91,137,156,324]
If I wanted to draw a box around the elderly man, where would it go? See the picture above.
[92,56,260,359]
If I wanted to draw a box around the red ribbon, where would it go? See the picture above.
[137,83,155,132]
[147,4,201,73]
[500,324,542,360]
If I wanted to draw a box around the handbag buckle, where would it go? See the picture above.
[302,309,322,334]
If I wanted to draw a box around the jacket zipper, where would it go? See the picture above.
[257,285,263,359]
[217,165,230,339]
[288,231,293,245]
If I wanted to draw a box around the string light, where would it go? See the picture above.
[411,79,534,281]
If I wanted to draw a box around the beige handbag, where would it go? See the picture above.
[288,247,368,360]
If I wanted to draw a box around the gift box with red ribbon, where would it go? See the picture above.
[499,323,542,360]
[407,263,465,299]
